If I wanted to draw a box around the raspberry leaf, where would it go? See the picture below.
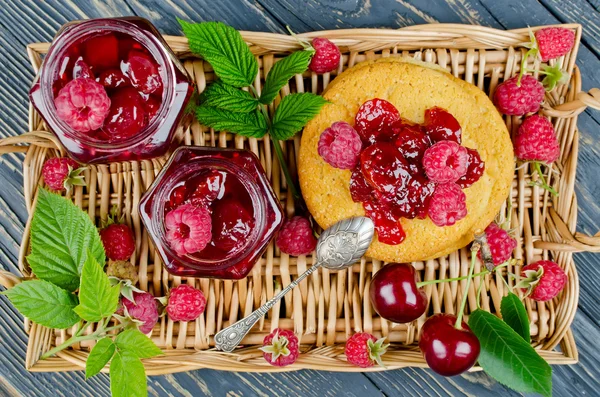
[27,189,105,292]
[197,106,267,138]
[500,293,531,343]
[200,80,259,113]
[178,19,258,88]
[468,309,552,397]
[86,337,116,379]
[271,93,328,140]
[114,328,163,359]
[110,350,147,397]
[2,280,80,329]
[74,253,120,322]
[260,50,314,104]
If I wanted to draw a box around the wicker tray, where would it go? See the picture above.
[1,23,600,374]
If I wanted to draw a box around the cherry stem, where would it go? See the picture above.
[417,270,489,287]
[455,243,479,329]
[532,162,559,197]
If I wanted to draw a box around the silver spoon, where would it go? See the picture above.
[214,216,375,352]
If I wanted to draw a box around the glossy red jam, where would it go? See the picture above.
[140,147,284,280]
[30,18,194,164]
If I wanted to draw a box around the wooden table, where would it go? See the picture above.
[1,1,598,396]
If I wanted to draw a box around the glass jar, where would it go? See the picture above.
[29,17,194,164]
[140,147,284,280]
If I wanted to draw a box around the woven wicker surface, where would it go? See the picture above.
[1,23,600,374]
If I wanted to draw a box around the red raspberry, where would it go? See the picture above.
[54,78,111,132]
[355,99,401,144]
[422,141,469,184]
[427,183,467,227]
[519,260,567,301]
[166,284,206,322]
[276,216,317,256]
[318,121,362,169]
[100,223,136,261]
[125,50,163,95]
[42,157,85,192]
[260,328,299,367]
[514,115,560,163]
[165,204,212,256]
[534,27,575,62]
[119,291,159,334]
[345,332,388,368]
[456,148,485,188]
[309,38,341,74]
[493,75,545,116]
[478,222,517,265]
[423,107,462,143]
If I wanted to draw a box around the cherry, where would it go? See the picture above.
[355,99,400,144]
[83,33,119,70]
[73,58,93,79]
[97,69,131,89]
[102,87,147,141]
[456,148,485,188]
[349,166,372,203]
[124,50,162,95]
[424,107,462,143]
[167,185,187,211]
[361,143,411,196]
[189,169,226,207]
[144,95,161,121]
[212,198,254,251]
[362,200,405,245]
[394,126,431,162]
[370,263,427,323]
[379,174,435,219]
[419,314,480,376]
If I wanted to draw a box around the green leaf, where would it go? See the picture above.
[200,80,259,113]
[196,106,267,138]
[86,337,116,379]
[74,253,120,322]
[260,50,314,104]
[110,350,147,397]
[468,309,552,397]
[115,329,163,359]
[500,293,531,343]
[28,189,105,292]
[2,280,80,329]
[271,93,328,140]
[178,19,258,88]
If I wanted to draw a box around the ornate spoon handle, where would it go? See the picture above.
[214,262,322,352]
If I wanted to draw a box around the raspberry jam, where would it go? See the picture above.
[30,18,194,164]
[140,147,284,280]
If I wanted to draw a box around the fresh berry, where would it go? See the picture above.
[309,38,341,74]
[100,223,136,261]
[361,143,411,195]
[97,69,130,89]
[124,50,162,95]
[345,332,389,368]
[456,148,485,188]
[166,284,206,322]
[119,291,159,334]
[422,141,469,184]
[493,75,545,116]
[419,314,480,376]
[106,260,139,284]
[212,199,254,252]
[519,260,567,302]
[362,200,406,245]
[534,27,575,62]
[318,121,362,169]
[349,166,373,203]
[165,204,212,256]
[355,99,400,144]
[370,263,427,323]
[276,216,317,256]
[260,328,299,367]
[72,58,93,79]
[424,107,462,143]
[102,87,147,141]
[427,183,467,227]
[42,157,85,192]
[394,126,431,162]
[478,223,517,266]
[83,34,119,70]
[54,78,111,132]
[514,115,560,163]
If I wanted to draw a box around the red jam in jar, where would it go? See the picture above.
[30,17,194,164]
[140,147,284,280]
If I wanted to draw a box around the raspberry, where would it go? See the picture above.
[345,332,388,368]
[212,199,254,252]
[422,141,469,184]
[119,291,159,334]
[125,50,163,95]
[493,75,545,116]
[427,183,467,227]
[514,115,560,163]
[355,99,401,144]
[534,27,575,62]
[54,78,111,132]
[456,148,485,188]
[166,284,206,322]
[165,204,212,256]
[309,38,341,74]
[100,223,136,261]
[361,143,411,195]
[102,87,147,141]
[42,157,85,192]
[519,260,567,302]
[478,223,517,266]
[394,126,431,162]
[276,216,317,256]
[97,69,131,89]
[106,260,139,284]
[423,107,462,143]
[73,58,93,79]
[318,121,362,169]
[260,328,299,367]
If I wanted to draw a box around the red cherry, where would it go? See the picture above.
[349,166,372,203]
[424,107,462,143]
[103,87,147,141]
[361,143,411,196]
[394,125,432,162]
[83,34,119,70]
[212,198,254,251]
[370,263,427,323]
[355,99,400,144]
[167,185,187,210]
[124,50,162,95]
[189,169,226,207]
[98,69,131,89]
[378,174,435,220]
[72,58,93,79]
[144,95,161,121]
[456,148,485,188]
[419,314,480,376]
